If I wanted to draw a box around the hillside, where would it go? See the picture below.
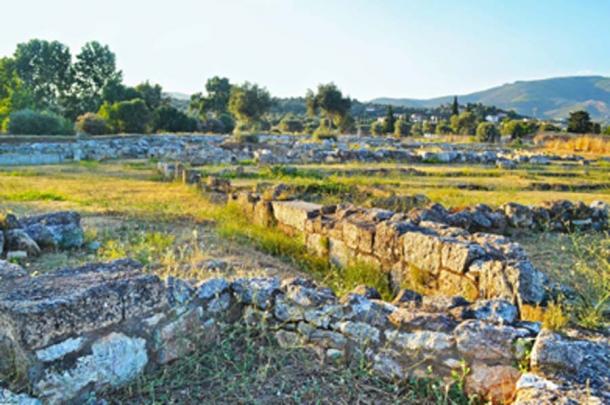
[372,76,610,122]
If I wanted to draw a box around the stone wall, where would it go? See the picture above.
[1,258,607,404]
[0,134,598,167]
[229,191,551,310]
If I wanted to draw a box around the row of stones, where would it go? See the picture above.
[2,258,607,404]
[1,134,593,167]
[229,192,548,309]
[0,211,85,262]
[165,163,609,236]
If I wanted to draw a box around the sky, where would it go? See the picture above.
[1,0,609,100]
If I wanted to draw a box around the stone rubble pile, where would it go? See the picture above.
[0,134,593,167]
[0,259,607,404]
[0,211,85,262]
[410,199,608,234]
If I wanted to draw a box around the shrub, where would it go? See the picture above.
[7,109,74,135]
[152,106,197,132]
[233,133,259,144]
[279,114,304,134]
[99,98,152,133]
[313,133,337,142]
[75,112,110,135]
[475,122,500,142]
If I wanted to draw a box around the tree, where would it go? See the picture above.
[70,41,121,117]
[190,76,232,118]
[383,105,396,134]
[306,83,351,132]
[0,57,33,128]
[101,79,140,104]
[422,120,435,134]
[99,98,152,133]
[500,120,526,139]
[228,82,272,131]
[591,122,601,134]
[135,81,164,111]
[394,118,411,137]
[435,119,452,134]
[476,122,500,143]
[370,120,384,135]
[567,110,592,134]
[13,39,73,113]
[603,125,610,135]
[451,96,459,116]
[152,105,197,132]
[451,111,477,135]
[410,121,423,136]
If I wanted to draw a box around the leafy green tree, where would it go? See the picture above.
[539,122,561,132]
[567,110,592,133]
[13,39,73,113]
[603,125,610,136]
[69,41,121,117]
[99,98,152,133]
[101,80,140,104]
[0,57,33,128]
[370,120,384,135]
[422,120,435,134]
[591,122,601,134]
[451,111,477,135]
[383,105,395,134]
[135,81,165,111]
[435,119,453,134]
[476,122,500,142]
[152,105,197,132]
[500,119,526,139]
[190,76,232,117]
[410,121,423,136]
[306,83,351,132]
[228,82,272,132]
[394,118,411,137]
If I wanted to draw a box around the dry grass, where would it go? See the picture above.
[536,133,610,155]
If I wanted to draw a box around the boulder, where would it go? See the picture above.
[6,229,41,256]
[0,259,28,281]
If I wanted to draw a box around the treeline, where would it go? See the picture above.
[1,39,608,138]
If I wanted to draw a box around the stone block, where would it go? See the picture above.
[271,200,321,232]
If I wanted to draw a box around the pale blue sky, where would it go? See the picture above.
[2,0,608,100]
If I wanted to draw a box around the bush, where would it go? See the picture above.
[476,122,500,142]
[75,113,110,135]
[233,133,259,144]
[152,106,197,132]
[99,98,152,133]
[278,114,304,134]
[7,109,74,135]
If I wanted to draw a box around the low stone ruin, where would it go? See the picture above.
[4,133,594,168]
[0,212,85,261]
[0,258,607,404]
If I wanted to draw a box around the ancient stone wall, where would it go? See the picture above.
[228,191,553,310]
[1,258,607,404]
[0,134,598,167]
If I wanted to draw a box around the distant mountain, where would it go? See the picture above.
[372,76,610,122]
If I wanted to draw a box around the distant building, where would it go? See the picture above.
[410,113,424,122]
[485,112,507,123]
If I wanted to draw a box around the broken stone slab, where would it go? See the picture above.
[0,259,166,350]
[454,320,529,362]
[271,200,321,232]
[5,229,41,257]
[530,330,610,392]
[0,388,41,405]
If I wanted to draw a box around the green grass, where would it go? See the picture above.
[4,190,67,202]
